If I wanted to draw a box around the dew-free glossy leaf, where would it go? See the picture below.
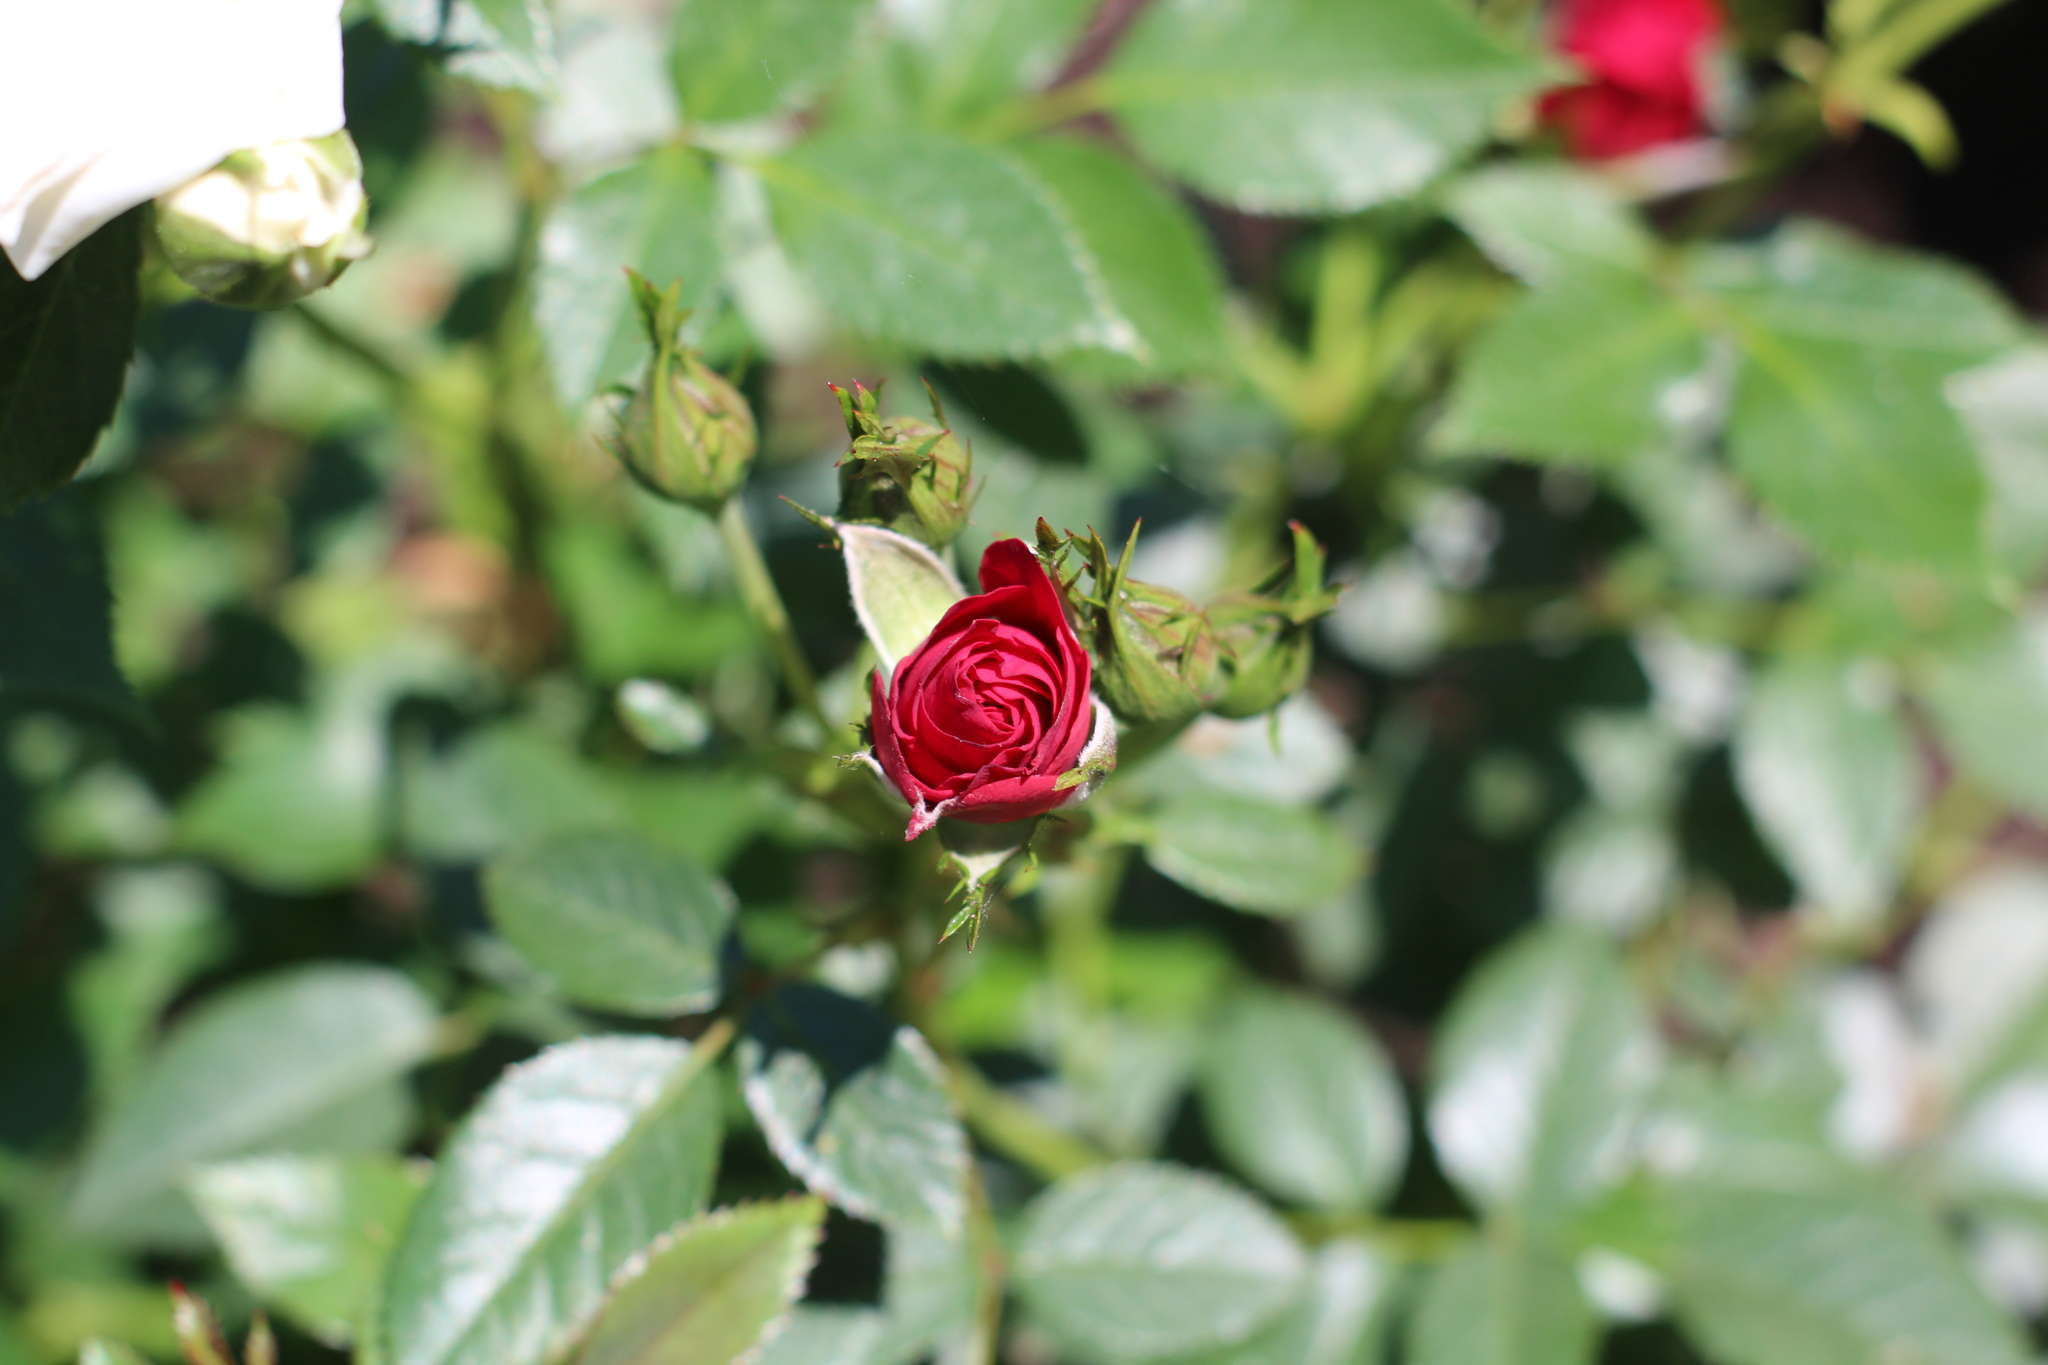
[1950,346,2048,584]
[1407,1239,1597,1365]
[1446,165,1654,284]
[759,131,1133,360]
[1437,267,1706,464]
[1007,136,1229,375]
[1700,224,2020,570]
[1922,611,2048,824]
[884,0,1094,126]
[669,0,866,123]
[0,494,135,723]
[1733,658,1918,931]
[577,1199,823,1365]
[70,965,438,1244]
[836,523,965,674]
[1200,989,1407,1212]
[741,1023,969,1237]
[534,149,720,407]
[1168,1237,1393,1365]
[188,1154,425,1346]
[1013,1162,1306,1361]
[1667,1181,2031,1365]
[1102,0,1545,214]
[1143,791,1358,917]
[374,0,557,91]
[484,828,736,1017]
[1429,925,1660,1228]
[381,1034,725,1365]
[0,210,140,508]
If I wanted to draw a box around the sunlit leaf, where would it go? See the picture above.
[70,965,438,1246]
[381,1033,725,1365]
[1013,1162,1306,1361]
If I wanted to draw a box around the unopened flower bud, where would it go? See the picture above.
[154,132,372,309]
[833,379,974,550]
[611,271,757,512]
[1063,523,1222,726]
[1209,522,1341,719]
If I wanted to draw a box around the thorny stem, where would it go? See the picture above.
[716,497,834,740]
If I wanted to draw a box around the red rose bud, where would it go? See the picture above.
[1064,523,1222,726]
[1208,522,1341,720]
[869,538,1112,840]
[611,271,757,512]
[1536,0,1721,159]
[832,379,975,550]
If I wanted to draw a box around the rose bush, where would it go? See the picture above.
[1538,0,1722,159]
[869,538,1111,840]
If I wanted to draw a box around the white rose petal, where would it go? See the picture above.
[0,0,345,280]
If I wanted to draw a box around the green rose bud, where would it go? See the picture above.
[610,271,757,513]
[154,131,372,309]
[1208,521,1341,719]
[832,379,974,550]
[1053,521,1222,726]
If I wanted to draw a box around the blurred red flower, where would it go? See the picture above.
[1538,0,1722,159]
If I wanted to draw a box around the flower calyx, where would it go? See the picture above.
[1208,521,1341,719]
[1039,519,1223,727]
[154,131,372,309]
[831,378,975,550]
[609,270,758,513]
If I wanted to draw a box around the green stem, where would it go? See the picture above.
[948,1056,1110,1182]
[716,497,833,739]
[972,77,1109,141]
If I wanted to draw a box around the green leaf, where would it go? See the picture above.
[835,523,966,674]
[1733,657,1919,932]
[758,130,1136,360]
[1164,1237,1394,1365]
[1951,345,2048,585]
[1142,790,1359,917]
[883,0,1095,126]
[754,1308,886,1365]
[740,1024,970,1237]
[1436,268,1707,465]
[1666,1181,2031,1365]
[1922,611,2048,823]
[1014,1162,1306,1361]
[872,1222,980,1364]
[69,965,438,1245]
[0,494,136,723]
[1199,988,1407,1213]
[70,865,229,1108]
[374,0,557,91]
[0,210,140,508]
[1905,865,2048,1097]
[669,0,867,123]
[1101,0,1545,214]
[400,723,627,865]
[1428,925,1660,1229]
[77,1344,150,1365]
[483,827,736,1018]
[1445,164,1655,285]
[534,149,721,408]
[175,700,385,892]
[381,1032,726,1365]
[187,1154,425,1347]
[1007,135,1229,376]
[1406,1239,1597,1365]
[577,1199,824,1365]
[1700,224,2021,569]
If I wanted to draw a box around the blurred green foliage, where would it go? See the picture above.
[8,1,2048,1364]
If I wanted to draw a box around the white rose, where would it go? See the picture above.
[0,0,346,282]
